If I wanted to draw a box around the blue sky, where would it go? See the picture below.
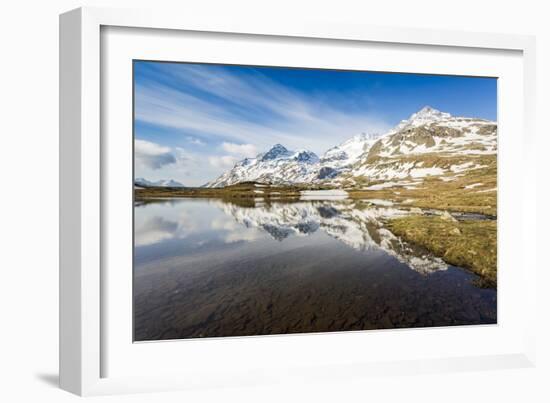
[134,61,496,186]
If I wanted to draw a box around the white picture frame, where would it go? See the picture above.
[59,6,537,396]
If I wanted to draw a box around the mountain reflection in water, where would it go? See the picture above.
[134,198,496,341]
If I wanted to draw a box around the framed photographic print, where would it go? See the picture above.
[133,61,498,341]
[60,7,537,396]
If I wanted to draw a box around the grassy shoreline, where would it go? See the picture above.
[136,183,496,216]
[135,181,306,200]
[386,215,496,287]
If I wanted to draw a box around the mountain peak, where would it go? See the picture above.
[293,150,319,163]
[269,143,287,152]
[390,106,452,133]
[418,105,438,113]
[261,144,292,161]
[410,106,451,120]
[320,132,381,169]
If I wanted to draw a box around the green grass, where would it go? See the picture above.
[386,215,497,287]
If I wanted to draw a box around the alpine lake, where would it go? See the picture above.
[134,191,496,341]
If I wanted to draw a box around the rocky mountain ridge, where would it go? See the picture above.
[203,106,497,188]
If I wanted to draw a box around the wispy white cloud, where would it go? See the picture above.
[187,136,205,146]
[221,142,257,157]
[135,64,391,154]
[208,155,240,170]
[134,63,393,185]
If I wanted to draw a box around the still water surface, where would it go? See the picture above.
[134,198,496,341]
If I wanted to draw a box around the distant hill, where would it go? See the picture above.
[134,178,185,188]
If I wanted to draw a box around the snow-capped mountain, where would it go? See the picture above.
[135,178,185,188]
[321,132,382,169]
[390,106,452,134]
[205,106,496,188]
[346,107,497,183]
[206,144,320,187]
[205,135,383,187]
